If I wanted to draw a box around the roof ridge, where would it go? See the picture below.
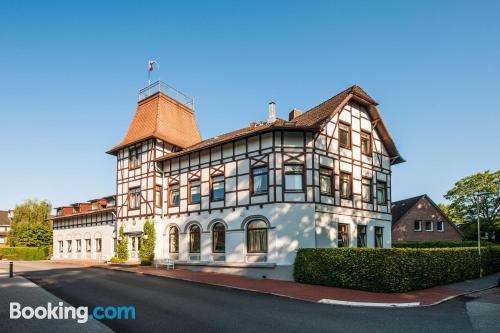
[391,194,426,205]
[292,85,354,122]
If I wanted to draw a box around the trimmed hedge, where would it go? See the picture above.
[393,240,495,248]
[294,247,500,292]
[0,246,50,261]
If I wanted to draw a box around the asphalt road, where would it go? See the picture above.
[3,261,500,333]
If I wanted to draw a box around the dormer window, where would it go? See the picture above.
[339,123,351,149]
[129,147,141,169]
[91,202,100,210]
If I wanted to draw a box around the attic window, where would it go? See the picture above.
[437,221,444,232]
[339,123,351,149]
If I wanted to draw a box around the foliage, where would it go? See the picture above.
[437,203,465,225]
[139,219,156,265]
[294,247,500,292]
[7,200,53,247]
[393,240,495,248]
[116,225,129,262]
[444,170,500,241]
[109,257,124,263]
[0,246,50,260]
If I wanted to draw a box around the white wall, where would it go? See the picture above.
[53,224,115,261]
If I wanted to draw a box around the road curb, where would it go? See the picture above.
[92,265,468,308]
[318,299,421,307]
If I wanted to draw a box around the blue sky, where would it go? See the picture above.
[0,0,499,210]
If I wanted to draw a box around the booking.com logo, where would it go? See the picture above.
[10,302,136,323]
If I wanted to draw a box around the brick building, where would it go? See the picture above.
[391,194,463,242]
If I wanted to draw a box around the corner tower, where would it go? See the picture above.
[107,81,201,259]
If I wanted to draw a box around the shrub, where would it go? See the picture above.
[139,220,156,265]
[0,246,50,261]
[116,225,129,262]
[109,257,124,264]
[294,247,500,292]
[393,240,495,248]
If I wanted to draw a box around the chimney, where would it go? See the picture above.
[249,122,258,128]
[268,102,276,123]
[288,108,302,121]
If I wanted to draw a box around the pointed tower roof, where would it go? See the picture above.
[107,83,202,155]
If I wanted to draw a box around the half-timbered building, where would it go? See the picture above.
[106,81,403,280]
[52,196,116,261]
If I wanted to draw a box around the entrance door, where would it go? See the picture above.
[129,235,141,260]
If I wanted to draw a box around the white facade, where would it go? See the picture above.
[52,208,116,262]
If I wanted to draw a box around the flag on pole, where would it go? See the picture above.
[148,60,159,85]
[148,60,156,72]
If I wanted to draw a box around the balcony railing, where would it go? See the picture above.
[138,81,195,110]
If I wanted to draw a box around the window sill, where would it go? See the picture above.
[284,190,304,193]
[251,192,268,197]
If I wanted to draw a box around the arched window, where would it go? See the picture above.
[212,223,225,253]
[247,220,268,253]
[169,226,179,253]
[189,225,201,253]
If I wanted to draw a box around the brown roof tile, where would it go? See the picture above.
[107,92,202,154]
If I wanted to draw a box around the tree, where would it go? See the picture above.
[437,203,465,225]
[116,224,129,262]
[139,219,156,265]
[444,170,500,241]
[8,200,52,247]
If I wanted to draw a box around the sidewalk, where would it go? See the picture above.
[0,270,111,332]
[95,263,500,307]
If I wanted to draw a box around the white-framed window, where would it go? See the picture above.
[168,184,180,207]
[211,175,225,201]
[425,221,433,232]
[340,172,352,199]
[414,220,422,232]
[320,167,333,195]
[67,240,72,253]
[59,241,64,253]
[337,223,350,248]
[85,239,91,252]
[361,178,372,203]
[247,220,268,253]
[375,227,384,248]
[361,131,371,155]
[437,221,444,232]
[357,225,367,248]
[128,147,141,169]
[95,238,102,252]
[339,122,351,148]
[284,164,304,192]
[76,239,82,252]
[129,187,141,210]
[251,166,268,195]
[376,181,387,205]
[189,179,201,204]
